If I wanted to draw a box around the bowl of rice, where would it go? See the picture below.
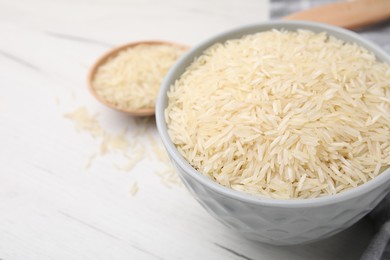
[88,41,187,116]
[156,21,390,245]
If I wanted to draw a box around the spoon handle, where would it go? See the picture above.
[283,0,390,30]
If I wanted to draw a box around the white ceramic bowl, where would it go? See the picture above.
[156,21,390,245]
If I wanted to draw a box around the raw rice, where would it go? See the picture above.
[93,44,186,111]
[129,181,139,197]
[166,29,390,199]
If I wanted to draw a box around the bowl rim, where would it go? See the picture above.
[156,20,390,208]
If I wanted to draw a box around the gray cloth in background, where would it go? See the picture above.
[361,192,390,260]
[270,1,390,259]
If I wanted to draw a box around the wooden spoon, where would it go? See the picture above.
[283,0,390,30]
[88,41,189,116]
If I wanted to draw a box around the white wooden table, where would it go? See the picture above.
[0,0,375,259]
